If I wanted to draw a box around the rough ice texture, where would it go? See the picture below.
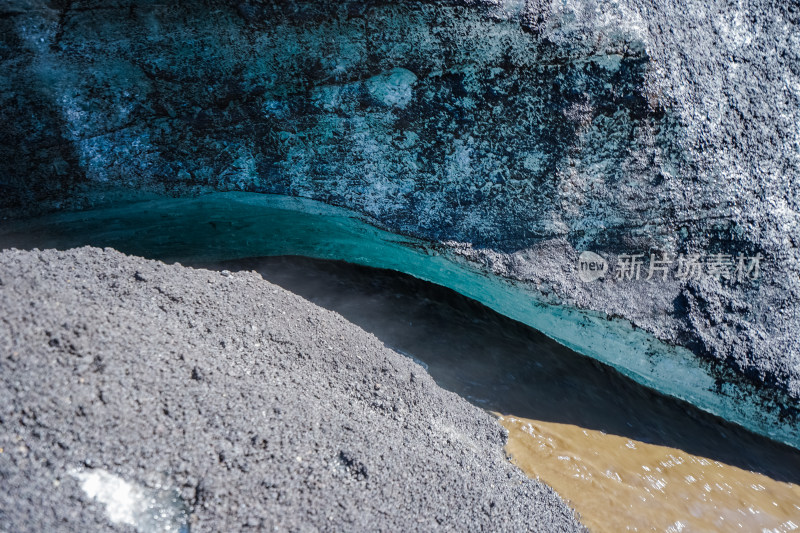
[1,0,799,400]
[0,246,584,532]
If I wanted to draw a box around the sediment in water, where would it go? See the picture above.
[209,254,800,533]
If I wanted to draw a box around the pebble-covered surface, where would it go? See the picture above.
[0,246,584,532]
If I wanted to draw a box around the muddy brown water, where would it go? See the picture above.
[206,255,800,532]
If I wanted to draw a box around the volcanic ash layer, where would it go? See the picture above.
[0,246,584,532]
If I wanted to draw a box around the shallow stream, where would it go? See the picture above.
[205,255,800,532]
[3,192,800,530]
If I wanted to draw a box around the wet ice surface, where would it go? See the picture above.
[207,255,800,532]
[71,469,189,533]
[2,191,795,448]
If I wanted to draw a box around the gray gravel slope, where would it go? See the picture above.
[0,246,583,532]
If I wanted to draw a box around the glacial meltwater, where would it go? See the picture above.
[2,192,800,531]
[200,256,800,533]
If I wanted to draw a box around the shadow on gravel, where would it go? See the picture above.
[201,255,800,486]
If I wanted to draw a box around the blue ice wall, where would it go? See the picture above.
[2,191,797,449]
